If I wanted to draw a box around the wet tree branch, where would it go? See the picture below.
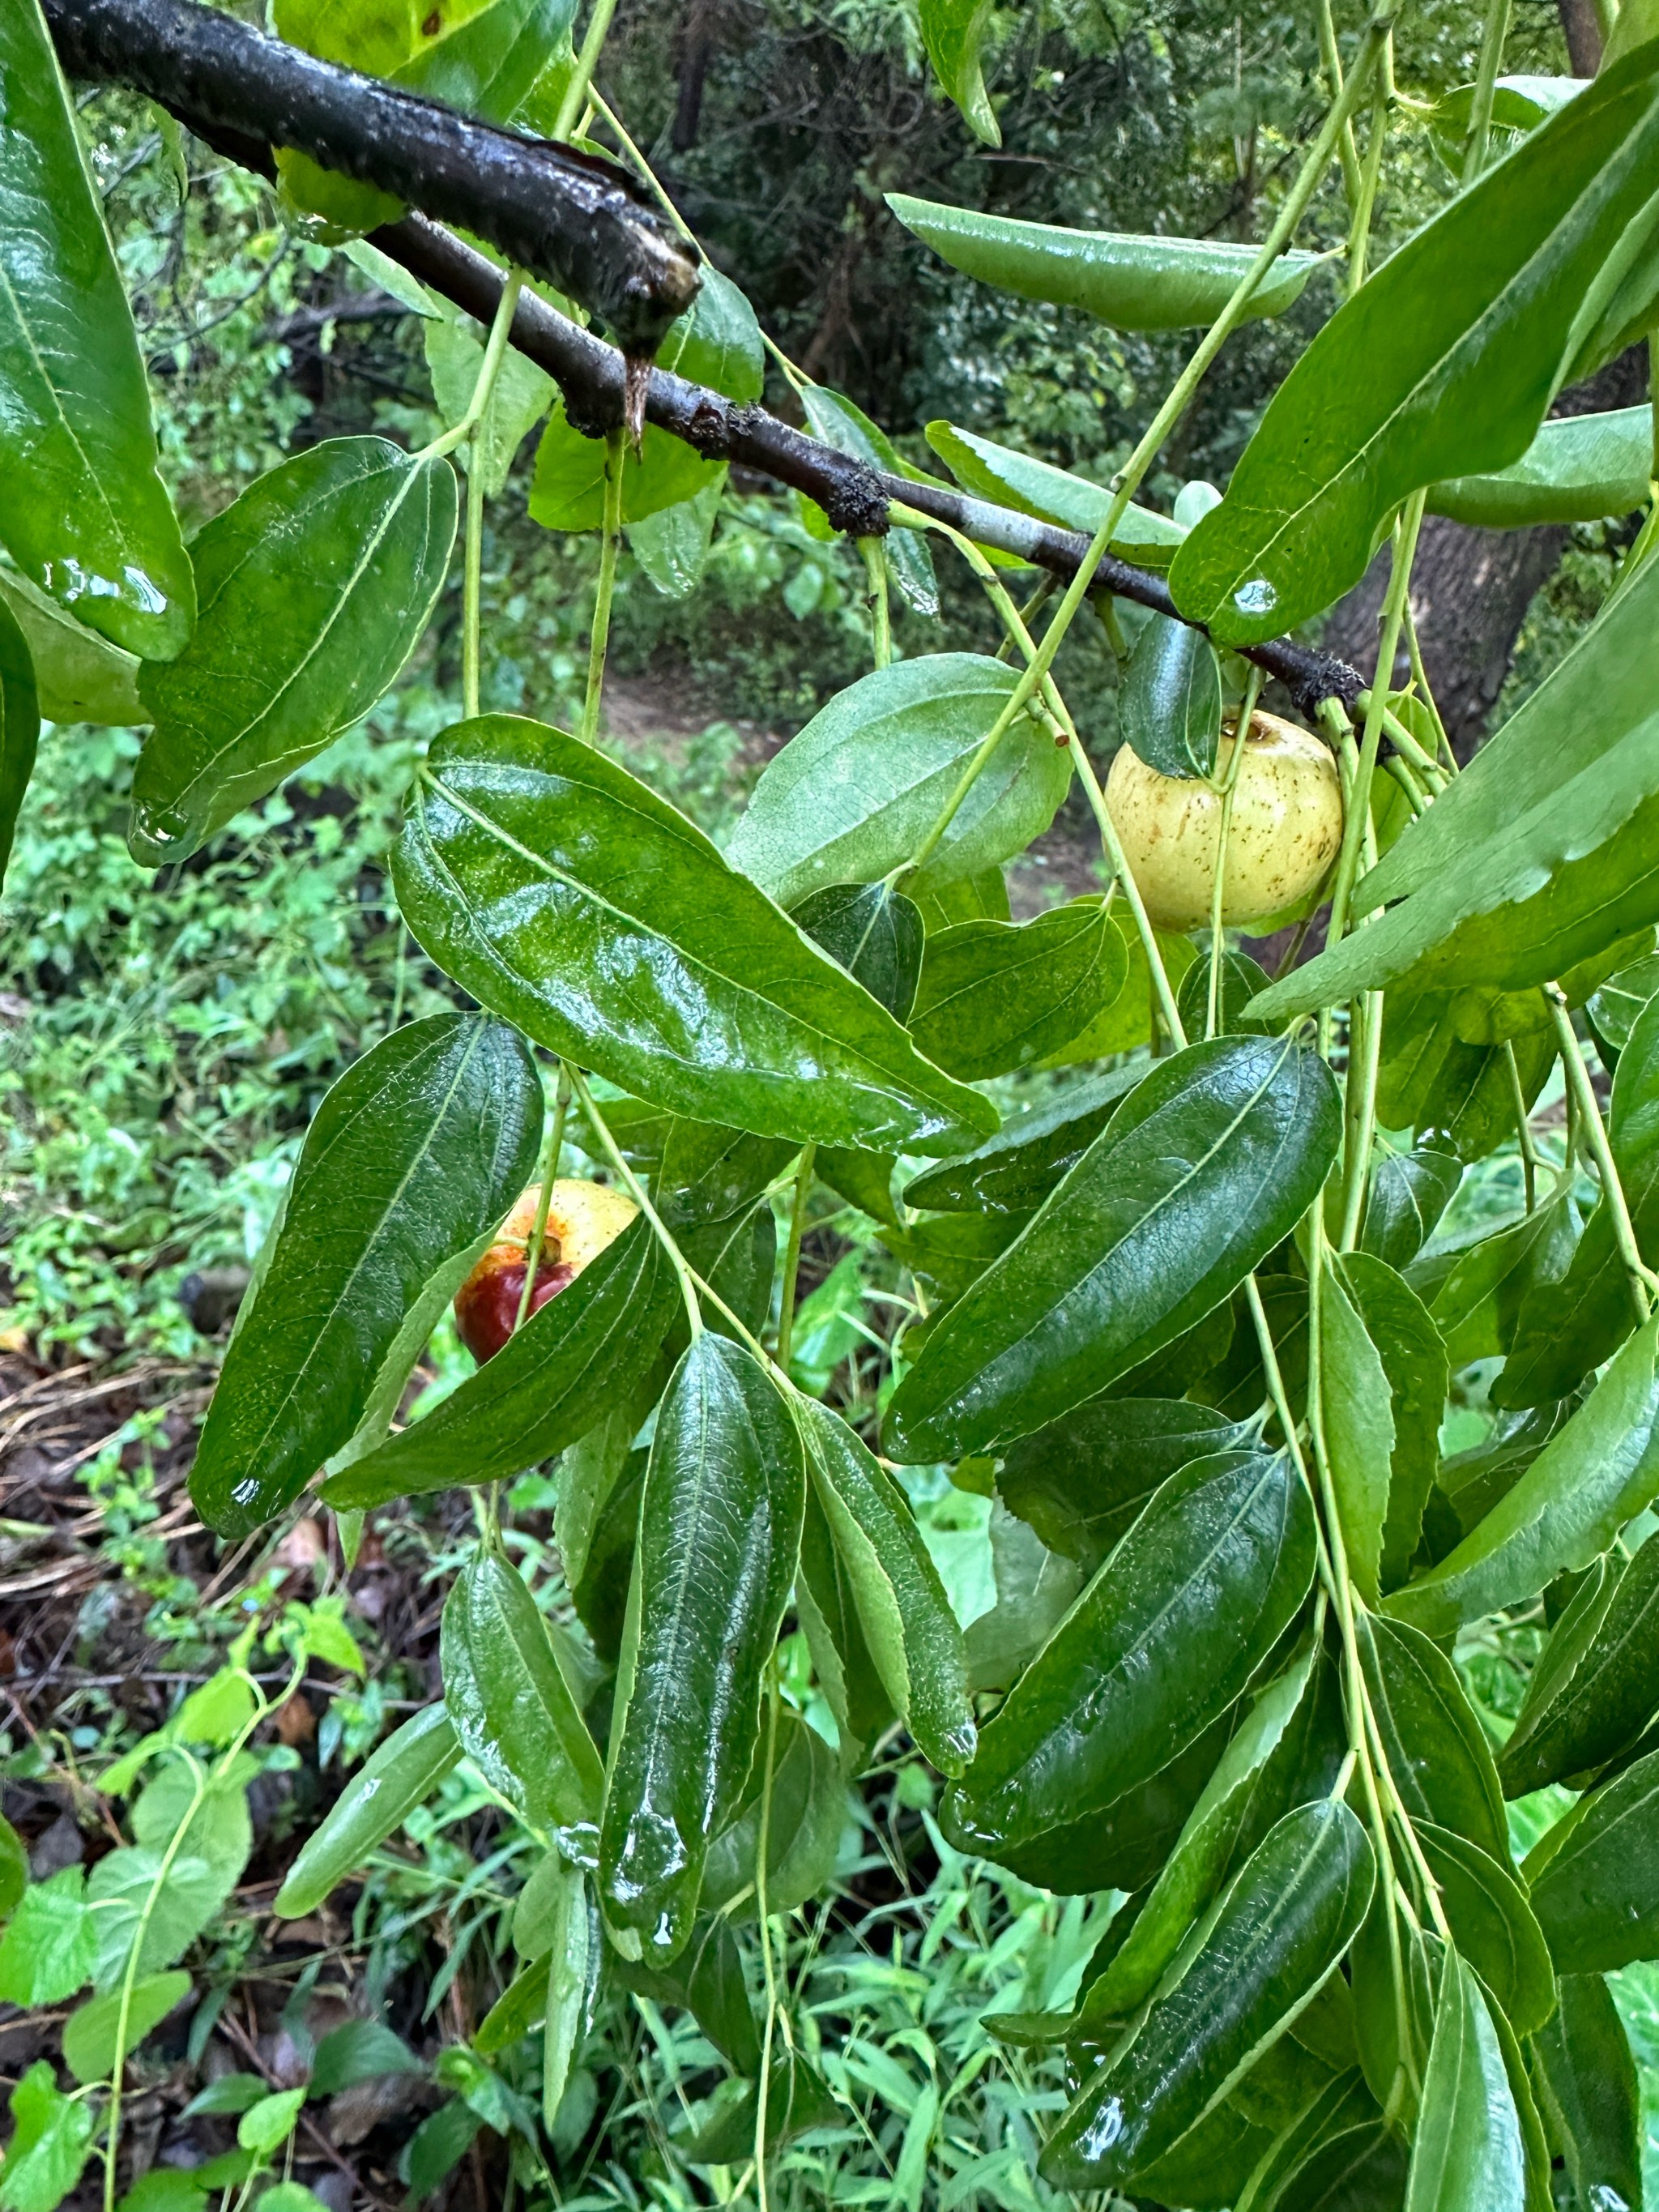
[44,0,1364,716]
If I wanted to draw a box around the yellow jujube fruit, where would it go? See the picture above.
[1105,709,1344,932]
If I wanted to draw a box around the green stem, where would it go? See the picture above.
[859,540,891,669]
[552,0,621,140]
[1206,675,1261,1037]
[1461,0,1512,185]
[421,273,522,463]
[590,89,697,243]
[753,1663,782,2212]
[514,1065,571,1334]
[1338,992,1384,1249]
[1346,36,1392,293]
[582,429,625,745]
[775,1147,816,1372]
[1548,988,1658,1321]
[569,1067,704,1339]
[1505,1041,1541,1212]
[1316,0,1367,209]
[463,460,486,721]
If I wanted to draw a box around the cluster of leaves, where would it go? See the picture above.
[12,2,1659,2211]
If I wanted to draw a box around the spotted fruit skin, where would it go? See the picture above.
[454,1176,638,1364]
[1105,709,1343,932]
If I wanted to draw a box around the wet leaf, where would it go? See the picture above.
[0,596,38,896]
[1415,1824,1555,2036]
[1335,1253,1448,1591]
[1120,613,1222,779]
[996,1396,1255,1570]
[1403,1950,1527,2212]
[1356,1614,1509,1861]
[909,901,1128,1080]
[1530,1972,1643,2212]
[442,1552,603,1831]
[791,879,923,1023]
[1526,1741,1659,1972]
[903,1066,1144,1215]
[1359,1144,1462,1275]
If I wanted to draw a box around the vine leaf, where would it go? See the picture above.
[0,2063,96,2212]
[190,1014,544,1538]
[884,1035,1341,1463]
[393,715,996,1155]
[134,439,458,865]
[0,0,194,658]
[1171,45,1659,647]
[599,1334,805,1966]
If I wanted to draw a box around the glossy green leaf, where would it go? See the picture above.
[1404,1950,1527,2212]
[1376,989,1555,1166]
[322,1218,679,1510]
[537,1857,589,2128]
[1336,1253,1448,1591]
[700,1708,846,1915]
[1041,1802,1374,2191]
[424,313,553,497]
[1429,405,1652,527]
[885,1034,1340,1461]
[1359,1143,1462,1271]
[910,901,1126,1080]
[1171,49,1659,648]
[62,1969,190,2086]
[923,420,1187,566]
[1253,554,1659,1021]
[903,1066,1144,1215]
[1588,950,1659,1067]
[1357,1614,1508,1861]
[798,386,937,614]
[1415,1825,1555,2036]
[1527,1742,1659,1972]
[795,1482,893,1754]
[996,1396,1254,1570]
[791,880,923,1023]
[1388,1314,1659,1637]
[393,715,995,1155]
[612,1913,760,2073]
[916,0,998,143]
[1252,2097,1408,2212]
[659,269,764,404]
[1531,1973,1644,2212]
[476,1958,550,2057]
[731,655,1069,909]
[1350,1895,1439,2130]
[530,402,720,532]
[1414,1193,1569,1370]
[0,2062,95,2212]
[441,1552,603,1831]
[1073,1638,1324,2027]
[794,1396,974,1774]
[275,1705,459,1916]
[600,1334,805,1964]
[1120,613,1222,780]
[1177,949,1273,1043]
[0,566,142,727]
[816,1144,899,1228]
[191,1014,542,1537]
[942,1448,1315,1864]
[1427,1396,1582,1559]
[1501,1535,1659,1796]
[0,595,38,894]
[1039,918,1201,1065]
[629,470,727,600]
[890,195,1320,328]
[0,0,193,658]
[602,1106,794,1232]
[1319,1261,1394,1606]
[132,439,454,864]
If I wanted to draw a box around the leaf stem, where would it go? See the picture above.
[752,1662,783,2212]
[859,539,891,669]
[1346,33,1392,293]
[1461,0,1513,186]
[1205,674,1261,1038]
[775,1147,816,1373]
[421,271,523,463]
[1505,1041,1541,1212]
[514,1064,571,1334]
[569,1067,704,1339]
[1316,0,1367,209]
[1548,987,1658,1320]
[582,429,625,745]
[552,0,621,140]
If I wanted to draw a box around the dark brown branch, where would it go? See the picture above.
[41,0,700,357]
[45,2,1363,716]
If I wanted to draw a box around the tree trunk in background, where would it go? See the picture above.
[1556,0,1603,75]
[1319,348,1648,758]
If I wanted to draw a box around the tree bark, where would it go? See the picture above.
[1556,0,1603,75]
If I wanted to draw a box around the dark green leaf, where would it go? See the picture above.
[611,1914,760,2073]
[922,419,1188,566]
[1427,1396,1584,1558]
[1252,555,1659,1022]
[941,1449,1315,1864]
[996,1395,1255,1570]
[310,2020,422,2095]
[1335,1253,1448,1591]
[275,1706,459,1918]
[1415,1825,1555,2037]
[791,880,923,1022]
[133,440,457,864]
[1121,613,1223,779]
[1404,1950,1527,2211]
[1320,1261,1394,1606]
[1171,52,1659,647]
[599,1334,804,1964]
[1251,2089,1407,2212]
[62,1969,190,2085]
[1375,990,1554,1166]
[1500,1535,1659,1795]
[1530,1973,1644,2212]
[394,716,994,1155]
[1527,1741,1659,1972]
[322,1218,679,1510]
[191,1014,543,1537]
[0,0,193,658]
[1359,1143,1462,1271]
[990,1713,1237,1894]
[1040,1802,1374,2191]
[683,1200,777,1339]
[794,1482,894,1755]
[536,1856,589,2127]
[441,1552,603,1831]
[795,1396,974,1774]
[1413,1193,1571,1369]
[0,567,142,727]
[677,2052,840,2163]
[1356,1615,1508,1861]
[1429,404,1652,526]
[727,655,1068,909]
[815,1146,898,1227]
[1177,950,1273,1042]
[889,194,1320,327]
[1587,950,1659,1068]
[884,1034,1341,1461]
[909,901,1128,1080]
[1350,1894,1439,2129]
[0,597,38,895]
[1039,915,1201,1065]
[401,2103,483,2204]
[569,1447,644,1665]
[700,1708,845,1915]
[1387,1313,1659,1637]
[902,1066,1143,1215]
[0,2062,95,2212]
[962,1501,1088,1691]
